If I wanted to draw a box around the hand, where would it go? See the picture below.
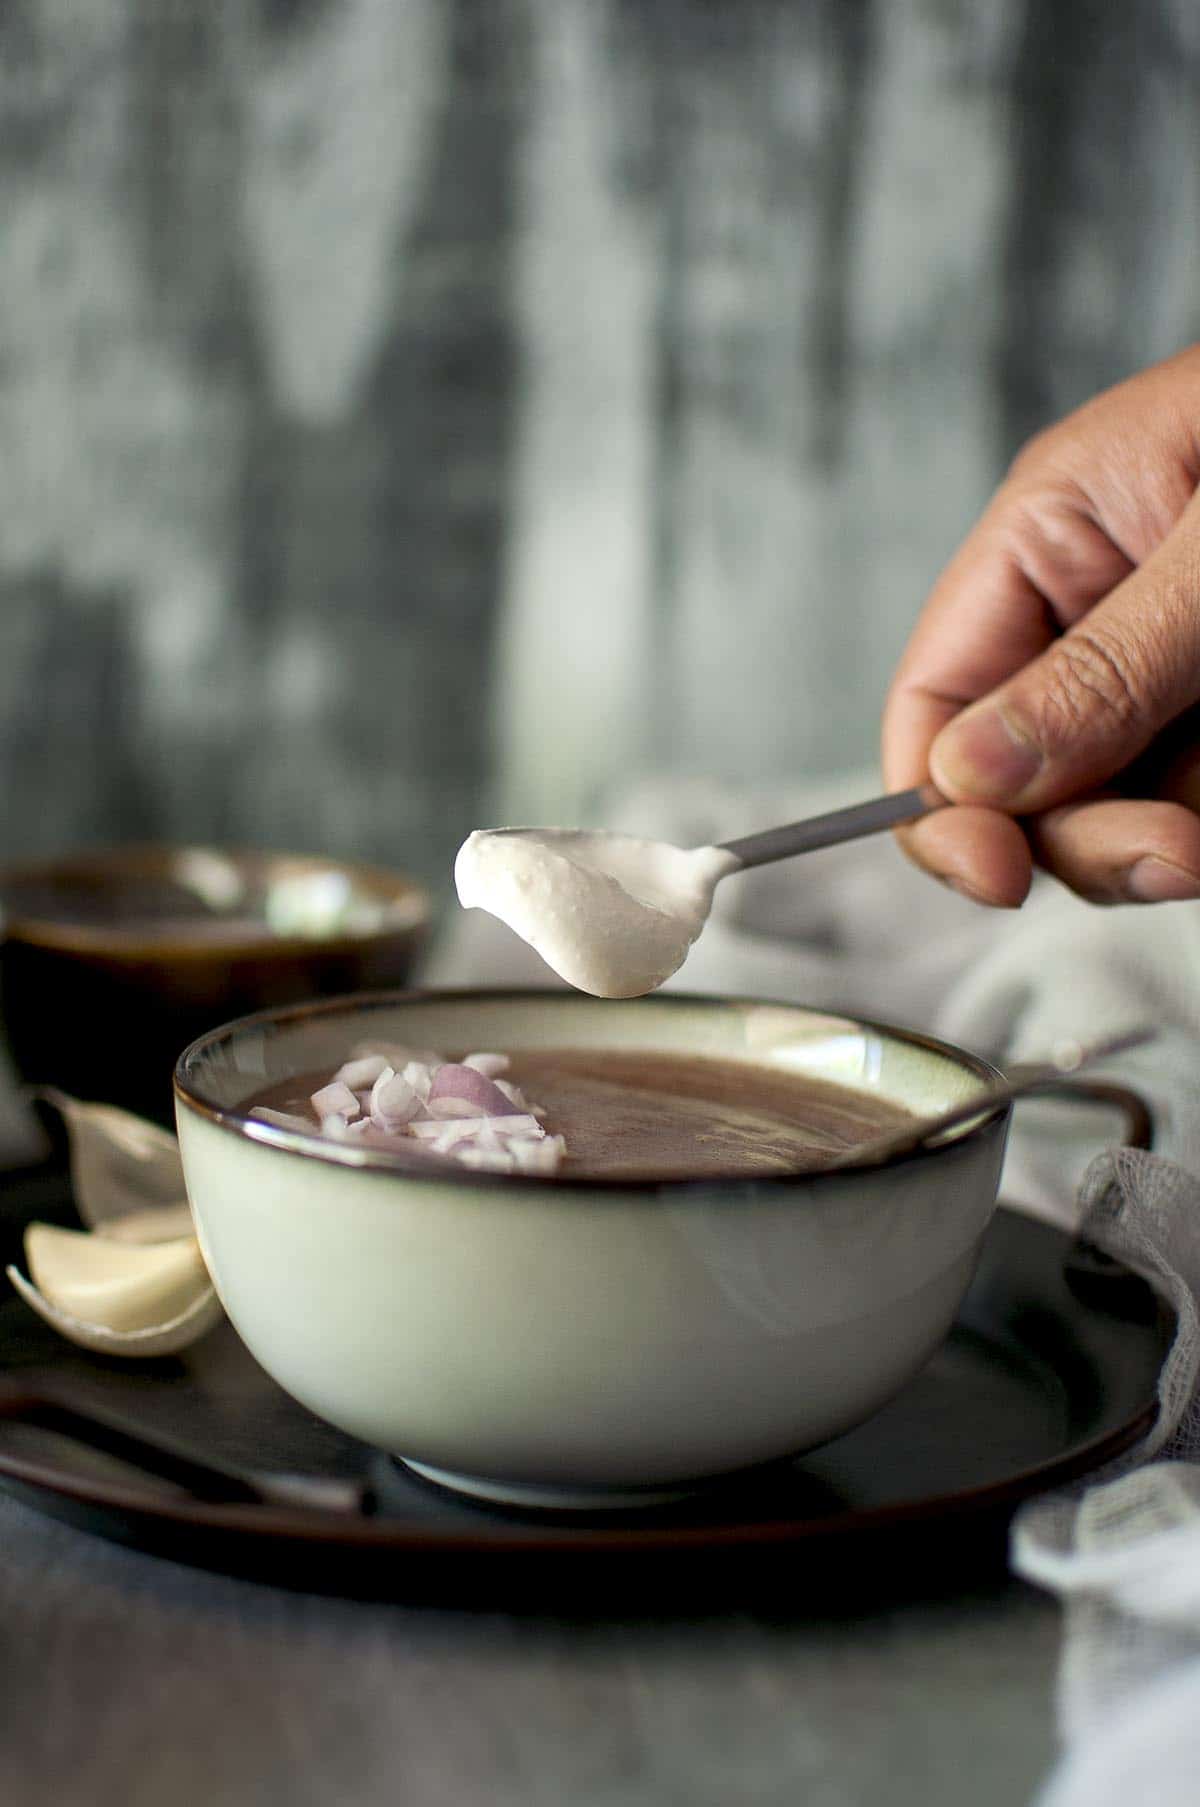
[882,345,1200,907]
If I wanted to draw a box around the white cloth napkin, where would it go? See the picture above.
[430,771,1200,1806]
[1012,1147,1200,1807]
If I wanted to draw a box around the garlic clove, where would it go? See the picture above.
[10,1098,222,1356]
[23,1222,211,1333]
[96,1203,196,1245]
[6,1221,220,1358]
[6,1259,223,1359]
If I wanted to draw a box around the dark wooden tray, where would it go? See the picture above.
[0,1161,1171,1609]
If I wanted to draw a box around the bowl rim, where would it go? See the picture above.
[173,987,1010,1193]
[0,844,430,961]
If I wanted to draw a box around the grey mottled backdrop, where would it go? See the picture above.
[3,0,1200,893]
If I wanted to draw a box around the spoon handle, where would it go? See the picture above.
[827,1027,1154,1171]
[0,1379,369,1514]
[717,785,944,869]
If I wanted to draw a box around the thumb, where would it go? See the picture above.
[929,503,1200,811]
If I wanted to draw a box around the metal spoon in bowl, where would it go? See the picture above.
[455,785,947,999]
[825,1026,1154,1171]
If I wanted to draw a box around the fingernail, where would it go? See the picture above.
[932,706,1042,802]
[941,874,1017,908]
[1126,857,1200,903]
[944,875,988,904]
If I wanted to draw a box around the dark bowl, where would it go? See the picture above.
[0,846,430,1125]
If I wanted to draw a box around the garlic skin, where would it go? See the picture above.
[37,1088,186,1230]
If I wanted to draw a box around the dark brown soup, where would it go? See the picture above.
[247,1047,913,1182]
[501,1049,912,1181]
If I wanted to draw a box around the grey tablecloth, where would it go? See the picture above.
[0,1487,1056,1807]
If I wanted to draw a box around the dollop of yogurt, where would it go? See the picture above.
[454,829,740,998]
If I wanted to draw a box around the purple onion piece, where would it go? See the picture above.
[428,1064,524,1118]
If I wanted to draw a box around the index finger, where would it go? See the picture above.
[881,498,1128,905]
[883,510,1064,792]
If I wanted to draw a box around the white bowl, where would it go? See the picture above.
[174,991,1009,1509]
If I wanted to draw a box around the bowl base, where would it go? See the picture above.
[398,1458,706,1512]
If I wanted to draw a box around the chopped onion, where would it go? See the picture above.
[370,1068,421,1127]
[311,1081,359,1121]
[409,1118,484,1150]
[428,1064,523,1118]
[490,1113,545,1140]
[510,1135,566,1174]
[425,1097,478,1120]
[457,1144,517,1172]
[406,1111,544,1141]
[409,1117,484,1141]
[248,1106,314,1133]
[334,1054,390,1090]
[402,1061,434,1104]
[281,1047,567,1176]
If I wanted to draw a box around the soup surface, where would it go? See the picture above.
[247,1047,914,1182]
[501,1049,911,1180]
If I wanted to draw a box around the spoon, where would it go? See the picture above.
[0,1379,367,1513]
[715,783,944,867]
[455,785,946,998]
[825,1027,1154,1170]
